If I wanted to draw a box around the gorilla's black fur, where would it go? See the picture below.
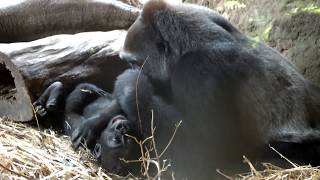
[119,0,320,178]
[33,80,139,175]
[34,0,320,178]
[33,68,181,176]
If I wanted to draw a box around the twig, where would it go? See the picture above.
[243,156,262,177]
[150,110,161,180]
[31,103,50,152]
[159,120,182,158]
[269,144,299,168]
[0,163,32,179]
[135,55,150,135]
[216,169,234,180]
[31,103,41,131]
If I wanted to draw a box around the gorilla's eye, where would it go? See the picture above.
[156,41,169,54]
[156,42,165,53]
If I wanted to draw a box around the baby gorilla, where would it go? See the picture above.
[70,69,182,177]
[33,81,140,175]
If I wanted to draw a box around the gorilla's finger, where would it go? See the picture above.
[72,130,84,149]
[94,144,102,159]
[38,108,47,117]
[72,136,82,149]
[34,105,41,111]
[98,90,107,96]
[85,131,96,149]
[33,102,40,107]
[71,128,81,143]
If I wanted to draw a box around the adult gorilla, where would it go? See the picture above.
[119,0,320,178]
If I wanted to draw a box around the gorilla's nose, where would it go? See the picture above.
[115,122,127,133]
[119,51,139,69]
[119,51,133,61]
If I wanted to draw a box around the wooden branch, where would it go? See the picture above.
[0,0,140,42]
[0,30,129,122]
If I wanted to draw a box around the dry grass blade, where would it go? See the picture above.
[1,117,320,179]
[0,118,112,179]
[234,157,320,180]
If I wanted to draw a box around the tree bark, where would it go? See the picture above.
[0,0,140,42]
[0,30,128,122]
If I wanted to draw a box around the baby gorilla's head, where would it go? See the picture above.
[95,115,141,175]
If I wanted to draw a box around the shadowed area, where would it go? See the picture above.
[0,63,16,102]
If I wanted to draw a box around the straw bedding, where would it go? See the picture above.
[0,117,320,179]
[0,118,111,179]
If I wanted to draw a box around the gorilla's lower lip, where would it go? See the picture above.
[111,115,126,124]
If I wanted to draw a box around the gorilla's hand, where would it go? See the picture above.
[71,99,121,149]
[71,118,99,149]
[33,81,64,117]
[33,101,47,117]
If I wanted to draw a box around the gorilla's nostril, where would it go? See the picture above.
[119,52,139,68]
[115,122,128,134]
[116,123,124,130]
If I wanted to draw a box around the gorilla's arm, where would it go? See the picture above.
[71,99,122,149]
[63,83,114,147]
[70,69,152,149]
[113,69,154,135]
[33,81,65,117]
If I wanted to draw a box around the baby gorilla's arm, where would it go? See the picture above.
[71,99,122,149]
[33,81,65,117]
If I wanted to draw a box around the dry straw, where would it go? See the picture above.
[0,117,111,179]
[0,117,320,179]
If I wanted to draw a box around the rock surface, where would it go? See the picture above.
[187,0,320,86]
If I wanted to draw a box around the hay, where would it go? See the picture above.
[219,156,320,179]
[0,118,111,179]
[234,162,320,180]
[1,117,320,179]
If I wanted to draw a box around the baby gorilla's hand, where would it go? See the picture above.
[33,101,47,117]
[71,119,99,150]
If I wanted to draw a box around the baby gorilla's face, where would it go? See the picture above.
[96,115,141,175]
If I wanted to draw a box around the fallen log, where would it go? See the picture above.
[0,0,140,42]
[0,30,128,122]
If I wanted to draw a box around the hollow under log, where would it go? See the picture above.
[0,30,129,122]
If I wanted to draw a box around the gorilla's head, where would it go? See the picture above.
[95,115,141,175]
[120,0,241,83]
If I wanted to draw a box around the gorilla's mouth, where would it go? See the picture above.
[127,61,140,69]
[119,51,141,69]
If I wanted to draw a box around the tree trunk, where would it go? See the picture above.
[0,30,128,122]
[0,0,140,42]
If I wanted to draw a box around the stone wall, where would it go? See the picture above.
[186,0,320,86]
